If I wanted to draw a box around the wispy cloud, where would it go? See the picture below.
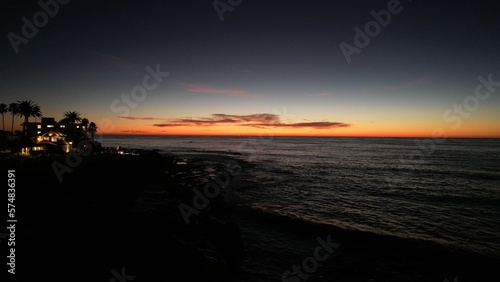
[151,113,349,129]
[118,116,165,120]
[247,121,350,129]
[152,123,190,127]
[85,51,139,76]
[212,114,280,124]
[120,130,149,133]
[182,83,250,96]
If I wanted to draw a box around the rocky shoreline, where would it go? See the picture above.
[2,150,498,282]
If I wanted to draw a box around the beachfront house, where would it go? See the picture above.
[30,129,71,154]
[26,117,85,140]
[25,117,84,154]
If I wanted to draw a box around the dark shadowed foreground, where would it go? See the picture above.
[2,150,498,282]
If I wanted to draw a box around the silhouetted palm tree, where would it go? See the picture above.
[88,122,97,141]
[16,100,42,137]
[8,103,19,134]
[81,118,89,139]
[62,111,82,143]
[0,103,7,132]
[81,118,89,129]
[32,105,42,122]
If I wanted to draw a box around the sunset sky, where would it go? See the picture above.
[1,0,499,137]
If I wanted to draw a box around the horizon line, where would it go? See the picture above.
[97,133,500,139]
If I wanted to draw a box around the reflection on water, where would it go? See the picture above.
[102,135,500,256]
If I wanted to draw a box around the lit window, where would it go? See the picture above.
[47,125,54,128]
[37,131,41,134]
[37,125,41,129]
[76,125,80,128]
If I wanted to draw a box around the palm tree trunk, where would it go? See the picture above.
[24,116,28,137]
[11,114,15,134]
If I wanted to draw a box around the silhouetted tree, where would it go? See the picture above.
[81,118,89,139]
[32,104,42,122]
[88,122,97,141]
[8,103,19,134]
[16,100,42,137]
[81,118,89,129]
[0,103,7,131]
[62,111,82,144]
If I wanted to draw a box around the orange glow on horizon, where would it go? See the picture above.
[99,123,500,138]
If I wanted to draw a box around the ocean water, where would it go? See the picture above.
[100,135,500,257]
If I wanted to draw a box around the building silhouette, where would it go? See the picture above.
[26,117,87,144]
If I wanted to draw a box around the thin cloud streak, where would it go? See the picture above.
[212,114,280,124]
[85,51,139,76]
[152,113,349,129]
[153,123,190,127]
[120,130,149,133]
[182,83,250,96]
[244,122,350,129]
[118,116,165,120]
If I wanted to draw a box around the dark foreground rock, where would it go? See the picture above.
[2,151,498,282]
[2,151,244,282]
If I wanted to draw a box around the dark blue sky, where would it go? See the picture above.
[1,0,499,136]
